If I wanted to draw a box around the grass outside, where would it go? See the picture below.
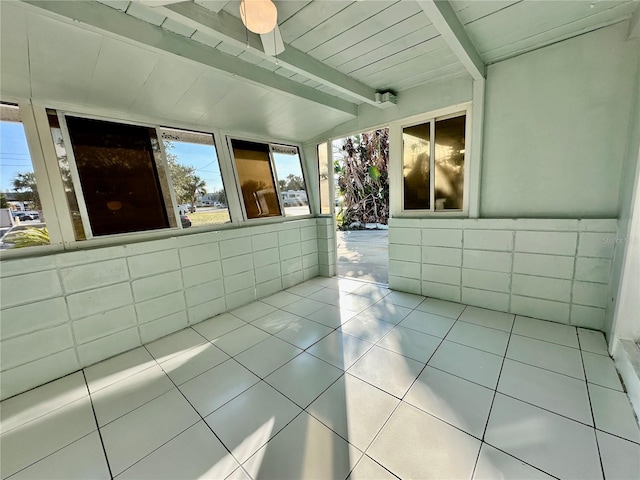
[188,209,231,227]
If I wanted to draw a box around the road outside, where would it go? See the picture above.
[337,230,389,284]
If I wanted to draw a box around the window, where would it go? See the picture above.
[161,128,230,227]
[64,116,171,236]
[0,103,49,250]
[272,144,310,217]
[402,113,466,211]
[317,142,331,215]
[230,139,310,220]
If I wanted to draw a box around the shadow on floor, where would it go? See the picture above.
[336,230,388,285]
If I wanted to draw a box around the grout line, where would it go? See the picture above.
[82,370,114,480]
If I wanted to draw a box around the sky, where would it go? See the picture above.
[169,141,225,193]
[0,122,33,192]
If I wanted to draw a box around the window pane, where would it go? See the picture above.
[403,122,431,210]
[47,111,86,240]
[0,103,50,250]
[435,115,465,210]
[318,142,330,215]
[231,139,281,219]
[272,144,310,217]
[161,128,230,228]
[65,116,169,236]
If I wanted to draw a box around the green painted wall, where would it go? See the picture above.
[481,22,639,218]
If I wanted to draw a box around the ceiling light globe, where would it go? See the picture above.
[240,0,278,35]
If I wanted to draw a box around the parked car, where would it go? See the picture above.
[12,211,39,221]
[180,215,192,228]
[0,223,47,249]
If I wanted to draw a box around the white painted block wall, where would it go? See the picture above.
[388,218,617,330]
[0,219,325,400]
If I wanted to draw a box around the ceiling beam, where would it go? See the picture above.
[161,1,386,107]
[417,0,485,80]
[20,0,357,116]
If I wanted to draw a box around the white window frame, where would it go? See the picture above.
[316,141,334,216]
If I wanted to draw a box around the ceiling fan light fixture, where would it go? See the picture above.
[239,0,278,35]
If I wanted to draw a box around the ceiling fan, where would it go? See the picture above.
[138,0,285,56]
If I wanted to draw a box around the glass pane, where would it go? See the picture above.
[161,128,230,228]
[272,144,310,217]
[435,115,465,210]
[47,111,86,240]
[403,122,431,210]
[65,116,169,236]
[0,103,50,250]
[318,142,330,215]
[231,139,281,219]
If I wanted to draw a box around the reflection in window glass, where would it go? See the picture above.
[47,110,86,240]
[318,142,331,215]
[231,139,281,219]
[65,116,170,236]
[435,115,465,210]
[161,128,230,228]
[272,144,310,217]
[403,122,431,210]
[0,103,50,249]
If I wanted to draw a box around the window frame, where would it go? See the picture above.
[316,141,334,216]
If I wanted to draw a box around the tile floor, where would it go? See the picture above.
[2,276,640,479]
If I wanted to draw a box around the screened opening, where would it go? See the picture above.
[317,142,331,215]
[65,116,170,236]
[272,144,310,217]
[403,122,431,210]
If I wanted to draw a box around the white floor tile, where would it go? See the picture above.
[205,381,301,463]
[285,281,325,297]
[405,366,494,438]
[281,297,327,317]
[473,443,553,480]
[337,293,378,313]
[589,383,640,443]
[348,455,397,480]
[351,283,391,301]
[160,342,230,385]
[10,432,110,480]
[211,324,270,356]
[497,359,592,425]
[84,347,155,393]
[368,402,480,480]
[274,317,333,349]
[260,291,300,308]
[340,313,395,344]
[308,287,345,305]
[485,394,602,480]
[348,345,424,398]
[235,336,302,378]
[264,353,343,408]
[376,325,441,363]
[512,316,578,348]
[398,310,456,338]
[578,328,609,356]
[249,309,302,333]
[226,467,251,480]
[307,331,372,370]
[307,304,356,328]
[446,320,510,356]
[100,389,200,476]
[357,301,412,325]
[231,301,277,322]
[91,364,175,426]
[582,351,623,391]
[458,306,514,332]
[179,359,260,417]
[307,374,399,451]
[192,313,246,341]
[596,430,640,480]
[0,372,87,434]
[384,290,425,309]
[145,328,207,364]
[507,334,585,380]
[327,277,366,293]
[243,412,361,480]
[416,297,466,318]
[428,341,503,389]
[117,422,240,480]
[0,397,98,478]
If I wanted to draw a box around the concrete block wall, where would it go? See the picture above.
[389,218,617,330]
[0,218,323,400]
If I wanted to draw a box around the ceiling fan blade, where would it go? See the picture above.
[260,26,285,56]
[138,0,187,7]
